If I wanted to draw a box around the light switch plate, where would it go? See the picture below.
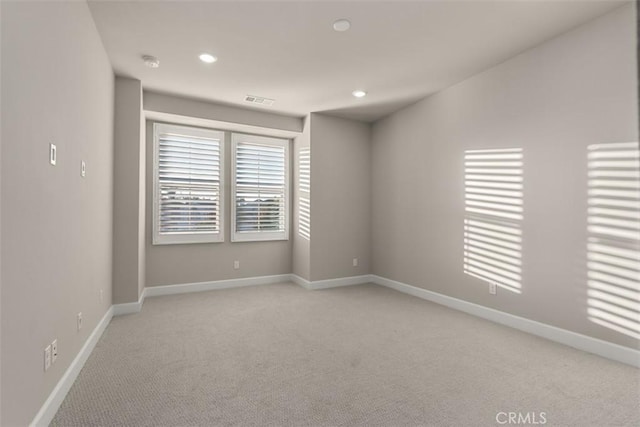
[81,160,86,177]
[49,144,57,165]
[44,345,52,371]
[51,339,58,364]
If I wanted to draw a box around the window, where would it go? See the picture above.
[153,123,224,244]
[231,133,289,242]
[463,148,524,293]
[298,147,311,240]
[587,142,640,339]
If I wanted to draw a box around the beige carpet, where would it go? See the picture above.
[51,282,639,426]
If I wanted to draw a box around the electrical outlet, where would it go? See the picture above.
[77,312,83,331]
[49,144,57,166]
[81,160,86,177]
[44,345,52,371]
[51,339,58,364]
[233,260,240,270]
[489,283,497,295]
[352,258,358,267]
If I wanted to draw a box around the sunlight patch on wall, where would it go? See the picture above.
[298,147,311,240]
[587,142,640,339]
[464,148,523,293]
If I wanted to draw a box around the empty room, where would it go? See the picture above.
[1,0,639,426]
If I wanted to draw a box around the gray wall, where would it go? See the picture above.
[0,2,3,422]
[292,116,311,280]
[0,1,114,425]
[371,4,638,349]
[144,91,304,133]
[139,98,147,298]
[145,121,292,287]
[310,113,372,281]
[113,77,145,304]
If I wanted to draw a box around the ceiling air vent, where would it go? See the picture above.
[245,95,275,106]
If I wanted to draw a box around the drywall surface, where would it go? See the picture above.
[139,99,147,298]
[0,2,3,423]
[310,114,371,281]
[144,91,304,133]
[113,77,145,304]
[371,4,638,349]
[292,116,311,280]
[145,121,292,287]
[0,2,114,425]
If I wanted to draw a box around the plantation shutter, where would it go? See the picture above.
[153,123,224,244]
[232,134,289,241]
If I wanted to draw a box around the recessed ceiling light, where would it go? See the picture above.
[352,90,367,98]
[333,19,351,32]
[142,55,160,68]
[199,53,217,64]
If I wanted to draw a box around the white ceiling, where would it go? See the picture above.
[88,0,626,123]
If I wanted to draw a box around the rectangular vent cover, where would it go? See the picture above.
[245,95,275,106]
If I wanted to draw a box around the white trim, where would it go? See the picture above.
[304,275,373,290]
[112,288,147,316]
[144,274,292,298]
[30,307,114,427]
[143,274,371,295]
[28,272,640,427]
[289,274,312,289]
[370,275,640,368]
[290,274,372,290]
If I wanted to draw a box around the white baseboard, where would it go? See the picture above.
[371,275,640,368]
[143,274,371,297]
[30,306,114,427]
[144,274,292,298]
[28,272,639,427]
[113,288,146,316]
[290,274,312,289]
[302,274,373,290]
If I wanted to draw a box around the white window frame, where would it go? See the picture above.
[153,123,225,245]
[231,133,290,242]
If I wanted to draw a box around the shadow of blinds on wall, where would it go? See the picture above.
[464,148,523,293]
[587,142,640,340]
[298,147,311,240]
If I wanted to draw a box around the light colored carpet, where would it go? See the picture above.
[51,282,639,426]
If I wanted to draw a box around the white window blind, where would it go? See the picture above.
[587,142,640,340]
[232,133,289,242]
[464,148,523,293]
[298,147,311,240]
[153,123,224,244]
